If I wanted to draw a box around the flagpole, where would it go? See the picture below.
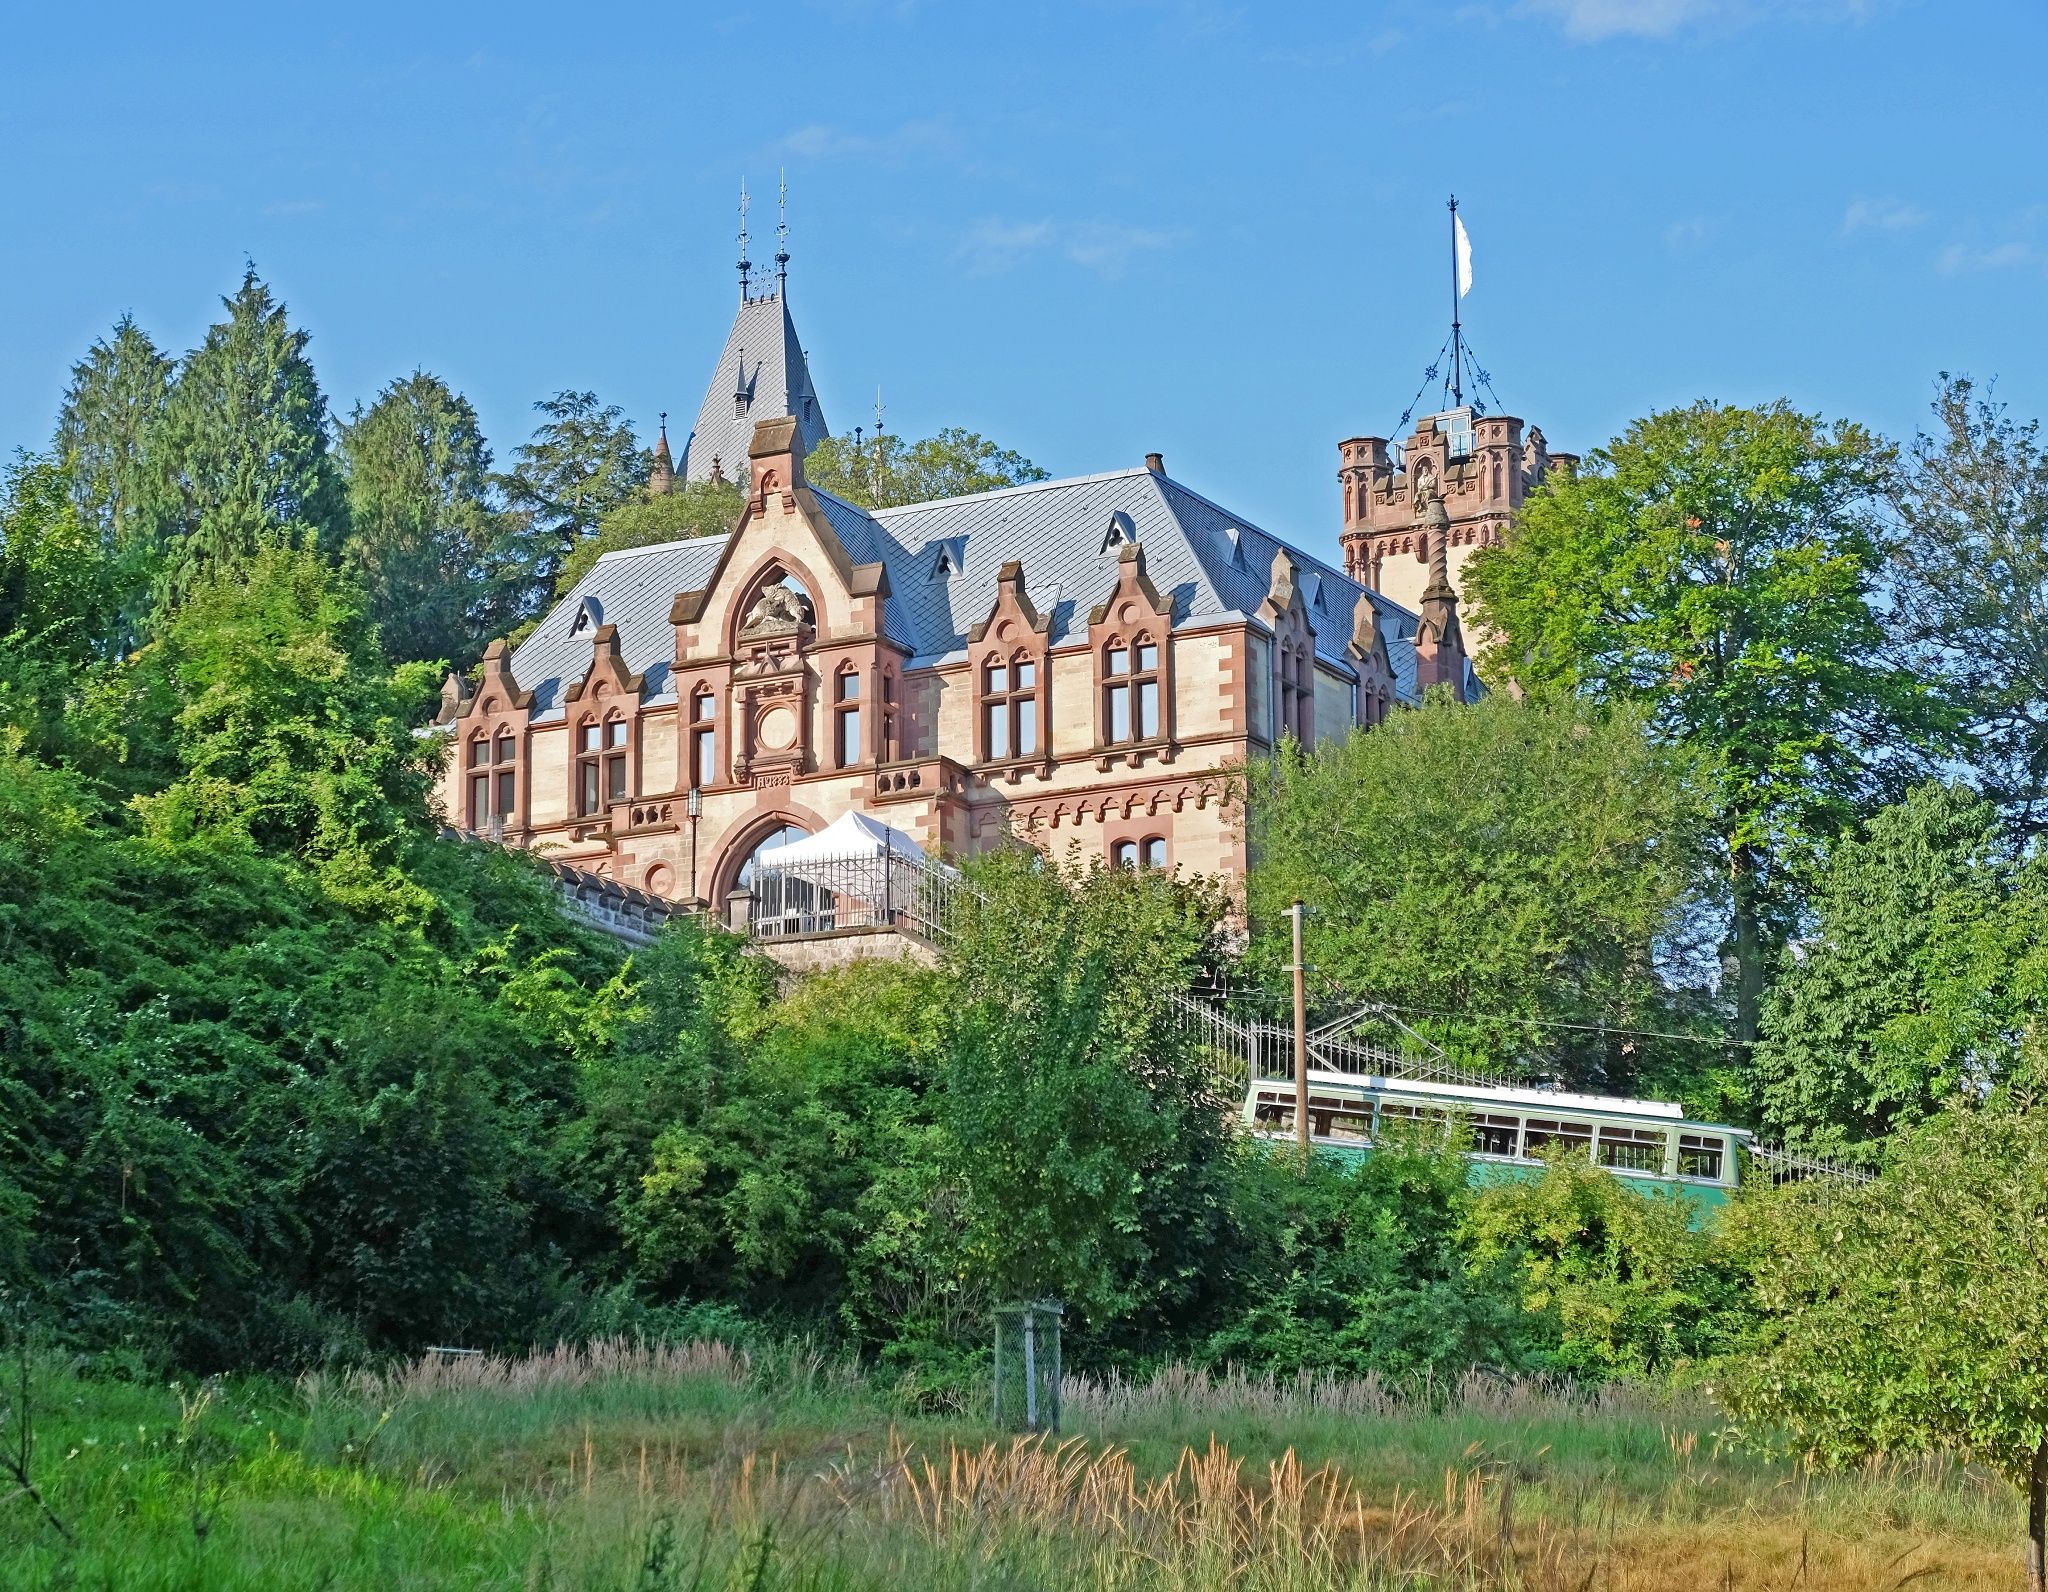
[1449,194,1464,407]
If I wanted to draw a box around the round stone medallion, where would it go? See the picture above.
[757,704,797,751]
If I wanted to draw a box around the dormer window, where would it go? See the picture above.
[1100,511,1136,556]
[569,595,601,637]
[931,545,954,580]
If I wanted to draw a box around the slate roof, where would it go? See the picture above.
[509,464,1459,723]
[678,291,828,483]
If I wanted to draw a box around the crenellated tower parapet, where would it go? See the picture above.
[1338,410,1575,614]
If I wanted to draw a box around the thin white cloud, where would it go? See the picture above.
[774,120,956,163]
[1520,0,1873,42]
[1662,215,1717,251]
[956,218,1180,279]
[1937,240,2048,275]
[1842,196,1928,235]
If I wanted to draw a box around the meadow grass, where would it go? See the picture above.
[0,1340,2024,1589]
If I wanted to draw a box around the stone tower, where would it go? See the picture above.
[1337,409,1575,614]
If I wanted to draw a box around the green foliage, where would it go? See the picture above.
[554,478,744,597]
[51,313,172,640]
[0,456,122,759]
[937,846,1234,1341]
[131,548,439,910]
[497,391,646,622]
[1466,1157,1746,1377]
[1720,1104,2048,1580]
[150,269,347,616]
[1208,1140,1541,1376]
[1752,783,2036,1161]
[338,371,512,667]
[1465,400,1955,1040]
[805,427,1048,509]
[1245,693,1710,1091]
[1891,376,2048,832]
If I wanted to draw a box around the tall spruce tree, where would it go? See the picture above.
[497,391,645,623]
[151,268,346,617]
[339,372,509,667]
[52,315,173,642]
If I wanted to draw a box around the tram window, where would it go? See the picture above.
[1470,1113,1520,1157]
[1326,1108,1372,1142]
[1524,1118,1593,1157]
[1597,1125,1668,1173]
[1377,1101,1450,1141]
[1678,1133,1726,1181]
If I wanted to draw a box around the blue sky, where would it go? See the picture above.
[3,0,2042,569]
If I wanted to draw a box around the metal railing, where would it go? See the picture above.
[745,849,973,946]
[739,845,1868,1188]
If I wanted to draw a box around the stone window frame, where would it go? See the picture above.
[1100,631,1164,747]
[966,561,1053,772]
[832,660,864,771]
[1086,543,1176,765]
[688,683,720,792]
[601,708,632,807]
[1109,833,1169,871]
[573,712,604,818]
[979,649,1042,763]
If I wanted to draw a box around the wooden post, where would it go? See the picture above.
[1290,899,1309,1164]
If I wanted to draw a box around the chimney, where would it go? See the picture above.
[1144,452,1164,474]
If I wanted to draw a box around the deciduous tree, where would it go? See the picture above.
[553,479,743,598]
[1465,400,1953,1043]
[805,427,1047,509]
[1890,376,2048,831]
[1720,1106,2048,1591]
[1752,783,2025,1162]
[938,846,1233,1340]
[1244,694,1710,1093]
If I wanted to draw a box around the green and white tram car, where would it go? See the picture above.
[1243,1070,1751,1218]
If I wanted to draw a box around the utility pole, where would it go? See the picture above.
[1289,899,1309,1164]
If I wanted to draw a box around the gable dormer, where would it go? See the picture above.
[1347,592,1397,727]
[1088,542,1175,764]
[1259,548,1316,746]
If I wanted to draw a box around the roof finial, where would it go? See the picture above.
[658,410,668,445]
[775,169,790,292]
[737,179,752,300]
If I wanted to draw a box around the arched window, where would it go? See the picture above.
[1142,836,1167,870]
[1103,636,1161,744]
[982,652,1038,760]
[690,689,717,789]
[1111,839,1138,870]
[834,664,863,769]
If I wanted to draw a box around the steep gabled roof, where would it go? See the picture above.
[506,465,1436,720]
[679,291,828,484]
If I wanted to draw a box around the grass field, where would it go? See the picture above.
[0,1340,2024,1590]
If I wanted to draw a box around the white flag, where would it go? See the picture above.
[1454,211,1474,298]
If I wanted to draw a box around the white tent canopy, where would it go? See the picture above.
[752,810,936,880]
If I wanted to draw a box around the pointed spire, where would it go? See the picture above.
[737,179,752,300]
[649,411,674,496]
[775,169,790,292]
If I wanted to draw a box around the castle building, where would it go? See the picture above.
[432,266,1477,905]
[1337,409,1575,614]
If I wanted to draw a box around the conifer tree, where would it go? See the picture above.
[339,371,510,667]
[497,391,645,623]
[151,268,346,617]
[52,314,173,641]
